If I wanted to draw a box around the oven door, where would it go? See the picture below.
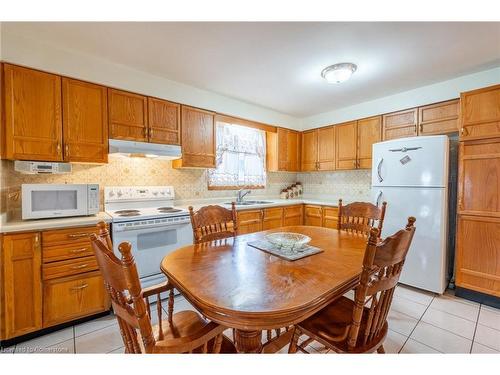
[22,184,88,220]
[111,221,194,283]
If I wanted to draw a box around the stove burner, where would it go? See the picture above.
[118,212,141,217]
[114,209,141,214]
[157,207,183,213]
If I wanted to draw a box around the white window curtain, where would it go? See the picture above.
[208,122,266,188]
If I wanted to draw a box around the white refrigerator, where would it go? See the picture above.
[371,135,449,294]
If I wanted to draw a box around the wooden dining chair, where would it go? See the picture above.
[189,203,238,244]
[337,199,387,236]
[289,217,416,354]
[90,221,235,353]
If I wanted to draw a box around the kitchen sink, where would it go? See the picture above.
[224,200,274,206]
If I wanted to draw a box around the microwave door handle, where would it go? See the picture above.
[376,190,383,207]
[377,158,384,183]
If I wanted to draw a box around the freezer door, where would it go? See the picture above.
[371,187,448,294]
[371,135,449,187]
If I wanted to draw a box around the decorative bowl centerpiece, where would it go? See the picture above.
[265,232,311,251]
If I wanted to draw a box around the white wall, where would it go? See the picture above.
[0,31,302,130]
[302,67,500,129]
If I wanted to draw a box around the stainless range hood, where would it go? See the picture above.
[108,139,182,160]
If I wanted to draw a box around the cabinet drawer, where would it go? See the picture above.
[42,226,101,246]
[43,242,95,263]
[43,256,99,280]
[284,205,303,218]
[43,271,109,327]
[263,207,283,220]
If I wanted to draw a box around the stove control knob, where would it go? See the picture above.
[153,191,158,196]
[109,191,115,197]
[160,191,165,195]
[117,190,123,197]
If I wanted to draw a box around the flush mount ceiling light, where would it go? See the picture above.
[321,62,357,84]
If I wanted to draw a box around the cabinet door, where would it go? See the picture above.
[287,130,301,172]
[283,205,303,226]
[418,99,459,136]
[1,232,42,339]
[457,138,500,217]
[455,215,500,297]
[357,116,381,169]
[172,106,215,168]
[322,206,339,229]
[277,128,289,171]
[382,108,418,140]
[147,97,181,145]
[3,64,63,161]
[335,121,357,170]
[62,78,108,163]
[236,210,262,235]
[262,207,283,230]
[301,130,318,171]
[318,126,335,171]
[43,272,109,327]
[304,205,322,226]
[108,89,148,141]
[460,85,500,141]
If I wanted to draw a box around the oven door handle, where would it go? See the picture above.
[114,222,191,232]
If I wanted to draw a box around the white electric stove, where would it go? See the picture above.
[104,186,193,288]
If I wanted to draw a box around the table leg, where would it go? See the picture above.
[234,329,263,353]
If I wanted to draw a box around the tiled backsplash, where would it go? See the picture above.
[297,169,372,202]
[0,156,298,219]
[0,156,373,220]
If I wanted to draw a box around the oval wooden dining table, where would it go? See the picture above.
[160,225,367,353]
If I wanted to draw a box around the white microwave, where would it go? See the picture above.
[22,184,100,220]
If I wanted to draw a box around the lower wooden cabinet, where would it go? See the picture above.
[322,206,339,229]
[1,232,42,340]
[1,225,110,341]
[283,205,303,226]
[304,205,323,226]
[237,209,263,234]
[43,272,109,328]
[262,207,283,230]
[455,215,500,297]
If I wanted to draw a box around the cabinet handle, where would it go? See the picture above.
[461,127,468,136]
[34,234,40,249]
[70,284,89,291]
[419,123,423,133]
[67,233,89,239]
[57,143,61,155]
[149,128,154,138]
[69,248,88,254]
[143,127,148,138]
[65,144,69,157]
[70,264,88,270]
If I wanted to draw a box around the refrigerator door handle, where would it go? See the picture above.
[376,190,383,207]
[377,158,384,182]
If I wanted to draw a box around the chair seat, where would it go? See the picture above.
[147,310,236,353]
[298,296,387,353]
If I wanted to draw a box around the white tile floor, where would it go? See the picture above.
[1,284,499,354]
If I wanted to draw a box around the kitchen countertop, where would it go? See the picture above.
[0,195,363,233]
[0,211,112,234]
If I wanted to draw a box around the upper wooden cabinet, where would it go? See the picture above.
[335,121,357,170]
[108,89,148,142]
[418,99,459,136]
[460,85,500,141]
[3,64,63,161]
[301,129,318,171]
[147,97,181,145]
[267,128,301,172]
[1,232,42,340]
[317,126,335,171]
[172,105,215,168]
[357,116,382,169]
[62,78,108,163]
[382,108,418,140]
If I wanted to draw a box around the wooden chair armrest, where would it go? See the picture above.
[153,322,227,353]
[141,281,174,298]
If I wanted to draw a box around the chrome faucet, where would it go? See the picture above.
[236,189,251,203]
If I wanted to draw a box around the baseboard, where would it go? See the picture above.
[455,287,500,309]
